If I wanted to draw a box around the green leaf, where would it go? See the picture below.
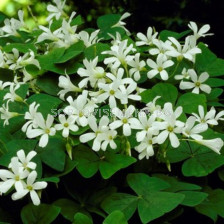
[180,191,208,207]
[84,43,110,61]
[71,15,84,26]
[36,138,66,172]
[206,58,224,77]
[54,199,86,222]
[101,193,138,220]
[36,74,61,96]
[206,78,224,87]
[56,41,84,63]
[127,173,185,223]
[140,83,178,105]
[103,211,128,224]
[196,189,224,222]
[27,93,62,118]
[181,142,224,177]
[74,145,136,179]
[97,14,120,30]
[160,30,191,41]
[176,93,206,113]
[3,43,37,54]
[73,213,93,224]
[21,204,61,224]
[0,68,14,82]
[153,174,201,192]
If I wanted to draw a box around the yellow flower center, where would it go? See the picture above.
[27,185,33,191]
[110,90,115,95]
[15,175,20,181]
[79,112,84,117]
[158,67,163,72]
[148,140,152,144]
[122,118,128,124]
[195,82,201,87]
[167,126,174,132]
[64,123,69,128]
[45,129,50,134]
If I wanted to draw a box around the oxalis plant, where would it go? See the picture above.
[0,0,224,223]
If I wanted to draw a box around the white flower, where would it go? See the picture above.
[9,150,37,171]
[26,114,56,148]
[37,24,64,45]
[127,53,146,81]
[0,80,11,90]
[0,103,19,126]
[64,91,98,126]
[147,54,174,80]
[77,57,106,88]
[0,10,24,36]
[78,30,100,47]
[112,12,131,35]
[174,68,191,80]
[192,105,218,127]
[109,32,122,46]
[180,70,211,94]
[101,130,118,151]
[22,102,40,132]
[135,131,157,160]
[0,157,28,194]
[144,96,161,114]
[166,36,201,62]
[80,116,109,151]
[12,171,47,206]
[195,138,224,154]
[188,21,213,40]
[97,81,124,109]
[154,103,184,148]
[46,0,66,21]
[136,27,158,46]
[58,74,82,100]
[55,114,78,137]
[182,116,207,140]
[4,83,24,103]
[110,105,141,136]
[214,110,224,122]
[136,112,158,142]
[103,40,135,69]
[149,39,173,57]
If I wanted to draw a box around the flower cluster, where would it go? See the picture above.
[0,150,47,205]
[0,2,223,162]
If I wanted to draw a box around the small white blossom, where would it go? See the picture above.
[135,131,157,160]
[103,40,135,69]
[101,130,117,151]
[78,30,100,47]
[77,57,106,88]
[46,0,66,21]
[112,12,131,35]
[188,21,213,40]
[136,27,158,46]
[80,116,109,151]
[0,80,11,90]
[55,114,78,137]
[182,116,207,140]
[149,39,173,57]
[64,91,98,126]
[166,36,201,62]
[175,68,191,80]
[192,105,218,127]
[26,114,56,148]
[147,54,174,80]
[58,74,82,100]
[0,158,28,194]
[12,171,47,206]
[154,103,184,148]
[127,53,146,81]
[180,70,211,94]
[195,138,223,154]
[0,102,19,126]
[110,105,141,136]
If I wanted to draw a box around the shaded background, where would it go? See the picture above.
[1,0,224,57]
